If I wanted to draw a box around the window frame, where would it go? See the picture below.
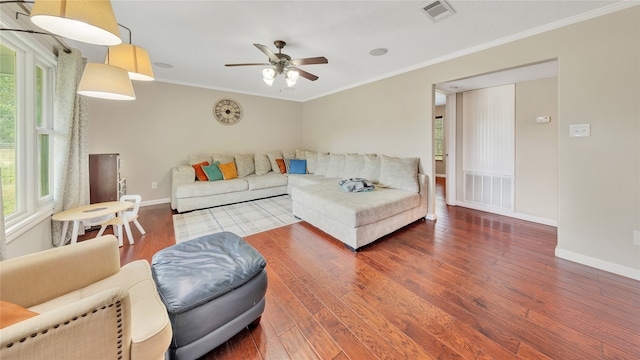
[1,26,56,242]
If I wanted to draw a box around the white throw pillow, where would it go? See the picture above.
[267,151,283,173]
[359,154,381,183]
[325,153,346,178]
[188,154,212,166]
[305,151,318,174]
[378,155,420,193]
[282,149,296,160]
[344,154,365,178]
[295,149,306,159]
[212,153,234,165]
[254,154,272,175]
[234,154,255,178]
[315,153,330,176]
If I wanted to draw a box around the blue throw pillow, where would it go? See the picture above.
[202,162,223,181]
[288,159,307,174]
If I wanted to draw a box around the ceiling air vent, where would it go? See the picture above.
[421,0,455,22]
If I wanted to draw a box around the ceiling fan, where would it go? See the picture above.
[225,40,328,86]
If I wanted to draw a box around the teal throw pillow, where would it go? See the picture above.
[289,159,307,174]
[202,162,223,181]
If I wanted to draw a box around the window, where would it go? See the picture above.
[434,116,444,161]
[1,31,55,233]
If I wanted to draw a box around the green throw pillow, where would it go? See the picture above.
[202,162,223,181]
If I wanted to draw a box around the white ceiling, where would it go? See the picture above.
[66,0,628,102]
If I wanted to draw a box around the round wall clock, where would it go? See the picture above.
[213,99,243,125]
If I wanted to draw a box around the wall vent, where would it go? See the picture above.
[464,172,514,211]
[421,0,455,22]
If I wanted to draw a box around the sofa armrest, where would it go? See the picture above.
[418,174,429,213]
[0,288,132,360]
[171,165,195,210]
[0,236,120,307]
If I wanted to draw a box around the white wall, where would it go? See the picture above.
[302,7,640,278]
[86,81,303,204]
[5,218,53,258]
[515,78,558,221]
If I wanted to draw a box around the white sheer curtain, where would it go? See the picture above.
[51,48,90,245]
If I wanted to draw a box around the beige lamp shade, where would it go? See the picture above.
[77,63,136,100]
[30,0,122,46]
[107,44,155,81]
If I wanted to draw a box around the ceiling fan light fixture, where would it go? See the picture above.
[285,69,299,87]
[262,68,276,86]
[30,0,122,46]
[77,63,136,100]
[106,44,155,81]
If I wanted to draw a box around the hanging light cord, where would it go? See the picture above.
[118,23,132,44]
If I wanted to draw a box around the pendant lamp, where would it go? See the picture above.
[77,63,136,100]
[106,44,154,81]
[30,0,122,46]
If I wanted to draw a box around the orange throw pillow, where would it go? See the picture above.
[0,300,38,329]
[275,158,287,174]
[192,161,209,181]
[218,161,238,180]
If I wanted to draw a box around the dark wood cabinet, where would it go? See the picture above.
[89,153,125,203]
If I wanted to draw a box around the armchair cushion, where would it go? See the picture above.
[0,236,172,360]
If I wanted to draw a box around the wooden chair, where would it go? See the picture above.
[96,195,146,246]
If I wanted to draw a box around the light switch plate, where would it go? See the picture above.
[570,124,591,137]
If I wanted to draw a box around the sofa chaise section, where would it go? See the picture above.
[292,174,428,250]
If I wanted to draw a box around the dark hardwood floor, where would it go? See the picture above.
[80,178,640,359]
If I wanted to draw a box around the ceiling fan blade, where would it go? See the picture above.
[289,56,328,66]
[225,63,269,67]
[292,67,319,81]
[254,44,279,63]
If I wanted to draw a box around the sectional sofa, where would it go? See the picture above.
[171,150,428,250]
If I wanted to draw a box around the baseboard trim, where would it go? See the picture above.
[141,198,171,207]
[455,201,557,227]
[435,174,446,178]
[555,247,640,280]
[425,213,437,221]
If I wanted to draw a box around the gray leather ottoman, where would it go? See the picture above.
[151,232,267,360]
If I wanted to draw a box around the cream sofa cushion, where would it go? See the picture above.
[378,155,420,193]
[360,154,381,183]
[175,178,248,198]
[245,173,288,190]
[282,149,296,159]
[267,151,283,173]
[212,153,234,165]
[344,154,365,178]
[305,151,318,174]
[315,153,330,176]
[254,154,272,176]
[188,154,212,166]
[234,154,255,178]
[325,153,346,178]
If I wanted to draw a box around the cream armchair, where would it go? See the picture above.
[0,235,172,359]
